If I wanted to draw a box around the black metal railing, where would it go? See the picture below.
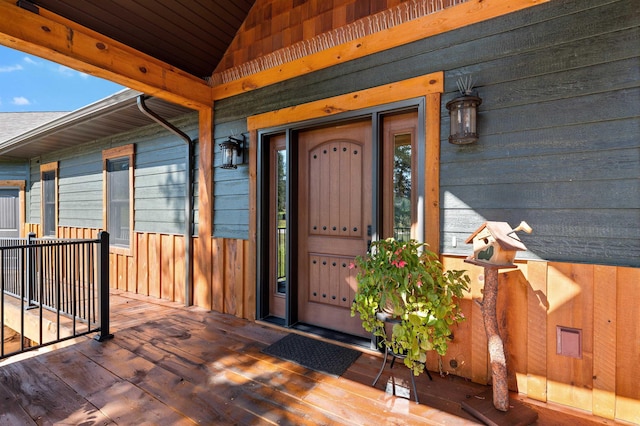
[0,232,111,359]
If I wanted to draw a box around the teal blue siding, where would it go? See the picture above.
[27,114,198,235]
[0,159,28,181]
[213,0,639,267]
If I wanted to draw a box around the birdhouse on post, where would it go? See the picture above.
[465,221,531,267]
[462,220,533,415]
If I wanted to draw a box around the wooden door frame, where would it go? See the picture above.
[249,71,444,322]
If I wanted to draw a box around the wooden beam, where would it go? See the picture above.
[0,0,212,109]
[195,107,214,310]
[425,92,441,254]
[212,0,548,100]
[247,72,443,131]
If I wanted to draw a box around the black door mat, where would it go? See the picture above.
[262,333,361,377]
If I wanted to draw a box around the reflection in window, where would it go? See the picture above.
[107,158,130,247]
[393,133,412,241]
[42,170,56,237]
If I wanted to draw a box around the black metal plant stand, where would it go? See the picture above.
[372,312,433,404]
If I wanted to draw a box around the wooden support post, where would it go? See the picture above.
[481,267,509,412]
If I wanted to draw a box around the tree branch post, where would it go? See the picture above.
[481,267,509,412]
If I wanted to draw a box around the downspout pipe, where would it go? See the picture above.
[137,95,194,306]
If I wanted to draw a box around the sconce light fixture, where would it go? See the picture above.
[219,134,245,169]
[446,76,482,145]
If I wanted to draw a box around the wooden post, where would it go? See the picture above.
[481,267,509,411]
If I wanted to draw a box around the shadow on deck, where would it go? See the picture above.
[0,290,621,425]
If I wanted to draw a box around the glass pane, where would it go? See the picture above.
[42,171,56,236]
[393,133,412,242]
[275,148,287,294]
[107,158,130,247]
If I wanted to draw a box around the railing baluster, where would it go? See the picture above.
[0,234,112,359]
[95,232,112,342]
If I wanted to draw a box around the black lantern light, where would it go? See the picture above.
[219,134,245,169]
[446,76,482,145]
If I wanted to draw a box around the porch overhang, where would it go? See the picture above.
[0,89,193,160]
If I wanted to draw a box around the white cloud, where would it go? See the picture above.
[23,57,40,66]
[0,64,23,72]
[12,97,31,106]
[54,64,87,79]
[55,64,76,77]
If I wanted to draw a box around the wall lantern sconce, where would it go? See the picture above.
[446,76,482,145]
[219,134,245,169]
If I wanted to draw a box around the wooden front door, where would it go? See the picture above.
[297,120,372,337]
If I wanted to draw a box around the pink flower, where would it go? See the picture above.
[416,281,422,287]
[348,262,356,270]
[391,260,407,268]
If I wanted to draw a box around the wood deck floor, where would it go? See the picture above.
[0,290,621,425]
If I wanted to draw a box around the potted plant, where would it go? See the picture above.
[350,238,470,376]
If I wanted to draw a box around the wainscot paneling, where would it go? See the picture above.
[441,256,640,424]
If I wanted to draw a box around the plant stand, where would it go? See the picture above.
[372,312,433,404]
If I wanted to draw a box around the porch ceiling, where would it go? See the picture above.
[27,0,256,79]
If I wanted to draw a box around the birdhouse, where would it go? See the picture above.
[465,221,532,267]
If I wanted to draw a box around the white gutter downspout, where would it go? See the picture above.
[137,95,194,306]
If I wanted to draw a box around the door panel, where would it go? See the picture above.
[298,120,371,337]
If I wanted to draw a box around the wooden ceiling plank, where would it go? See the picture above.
[36,1,217,79]
[0,0,212,110]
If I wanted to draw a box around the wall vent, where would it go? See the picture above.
[557,326,582,358]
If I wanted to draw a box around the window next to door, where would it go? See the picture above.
[103,145,134,253]
[40,162,58,237]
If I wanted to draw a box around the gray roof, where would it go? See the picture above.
[0,89,194,160]
[0,111,68,143]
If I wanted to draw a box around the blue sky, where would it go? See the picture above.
[0,45,124,112]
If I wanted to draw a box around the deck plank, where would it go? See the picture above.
[0,380,37,426]
[0,355,113,425]
[0,289,619,425]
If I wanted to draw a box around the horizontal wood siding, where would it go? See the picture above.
[57,151,103,229]
[135,131,194,235]
[0,159,28,181]
[439,0,640,267]
[211,119,250,239]
[215,0,639,267]
[25,114,198,236]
